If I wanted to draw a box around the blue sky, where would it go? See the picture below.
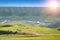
[0,0,48,7]
[0,0,60,7]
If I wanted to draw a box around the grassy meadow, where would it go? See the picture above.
[0,24,60,40]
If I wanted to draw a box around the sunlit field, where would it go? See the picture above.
[0,36,60,40]
[0,23,60,40]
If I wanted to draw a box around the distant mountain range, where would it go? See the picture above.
[0,7,59,20]
[0,7,44,17]
[0,7,60,28]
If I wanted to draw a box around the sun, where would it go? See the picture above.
[46,0,59,16]
[46,0,59,11]
[48,1,58,12]
[48,1,58,9]
[49,2,58,7]
[47,0,59,8]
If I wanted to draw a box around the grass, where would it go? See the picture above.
[0,24,60,40]
[0,36,60,40]
[0,24,60,34]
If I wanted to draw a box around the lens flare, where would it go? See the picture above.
[47,0,59,8]
[46,0,59,16]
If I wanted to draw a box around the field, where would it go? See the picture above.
[0,36,60,40]
[0,24,60,40]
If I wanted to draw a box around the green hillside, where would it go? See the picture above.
[0,24,60,34]
[0,24,60,40]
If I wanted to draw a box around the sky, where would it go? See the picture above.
[0,0,60,7]
[0,0,47,7]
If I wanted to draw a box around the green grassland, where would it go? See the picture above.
[0,24,60,40]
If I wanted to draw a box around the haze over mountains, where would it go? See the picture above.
[0,7,60,28]
[0,7,59,20]
[0,7,60,17]
[0,7,43,17]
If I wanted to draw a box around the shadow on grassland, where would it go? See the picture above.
[0,30,16,35]
[1,25,12,27]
